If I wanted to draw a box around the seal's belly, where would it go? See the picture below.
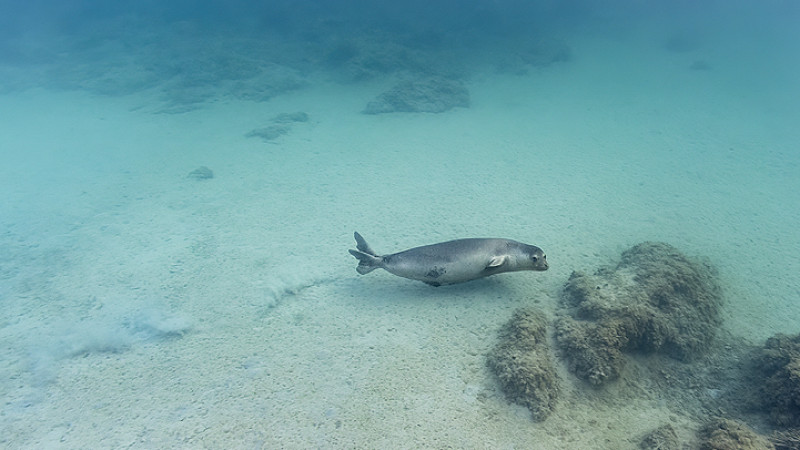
[383,251,494,285]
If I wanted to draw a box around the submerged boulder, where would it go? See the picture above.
[640,424,681,450]
[245,124,289,142]
[487,308,559,421]
[755,333,800,427]
[698,419,774,450]
[363,77,469,114]
[187,166,214,180]
[556,242,722,385]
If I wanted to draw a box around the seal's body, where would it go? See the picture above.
[348,232,548,286]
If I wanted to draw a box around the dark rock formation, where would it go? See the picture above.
[487,308,559,421]
[556,242,722,385]
[363,77,469,114]
[698,419,774,450]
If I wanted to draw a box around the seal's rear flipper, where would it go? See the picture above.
[350,232,382,274]
[354,231,377,256]
[349,249,382,274]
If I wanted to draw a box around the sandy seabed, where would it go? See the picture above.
[1,35,799,448]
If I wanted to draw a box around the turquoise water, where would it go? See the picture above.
[1,1,799,448]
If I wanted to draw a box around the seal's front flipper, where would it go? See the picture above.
[350,232,382,274]
[487,255,508,268]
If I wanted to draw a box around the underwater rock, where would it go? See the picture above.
[698,419,774,450]
[158,63,305,112]
[323,37,458,83]
[188,166,214,180]
[554,314,627,386]
[769,429,800,450]
[246,124,290,142]
[325,40,414,81]
[487,308,559,421]
[363,77,469,114]
[640,424,681,450]
[556,242,722,386]
[227,66,307,103]
[245,112,309,142]
[755,333,800,427]
[271,111,309,123]
[158,85,216,114]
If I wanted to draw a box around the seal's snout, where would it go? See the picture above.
[535,253,549,271]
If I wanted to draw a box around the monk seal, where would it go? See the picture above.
[348,232,548,286]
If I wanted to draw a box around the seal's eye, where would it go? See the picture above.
[532,256,538,262]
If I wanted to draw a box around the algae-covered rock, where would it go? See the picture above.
[363,77,469,114]
[756,333,800,427]
[487,308,559,421]
[640,424,681,450]
[698,418,774,450]
[556,242,722,385]
[271,111,309,123]
[245,124,289,142]
[187,166,214,180]
[769,429,800,450]
[555,314,629,386]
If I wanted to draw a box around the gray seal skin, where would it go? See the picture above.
[348,232,548,286]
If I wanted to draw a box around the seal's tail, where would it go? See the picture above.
[349,232,382,274]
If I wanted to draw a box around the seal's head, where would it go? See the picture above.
[500,241,548,272]
[519,244,548,271]
[530,247,549,271]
